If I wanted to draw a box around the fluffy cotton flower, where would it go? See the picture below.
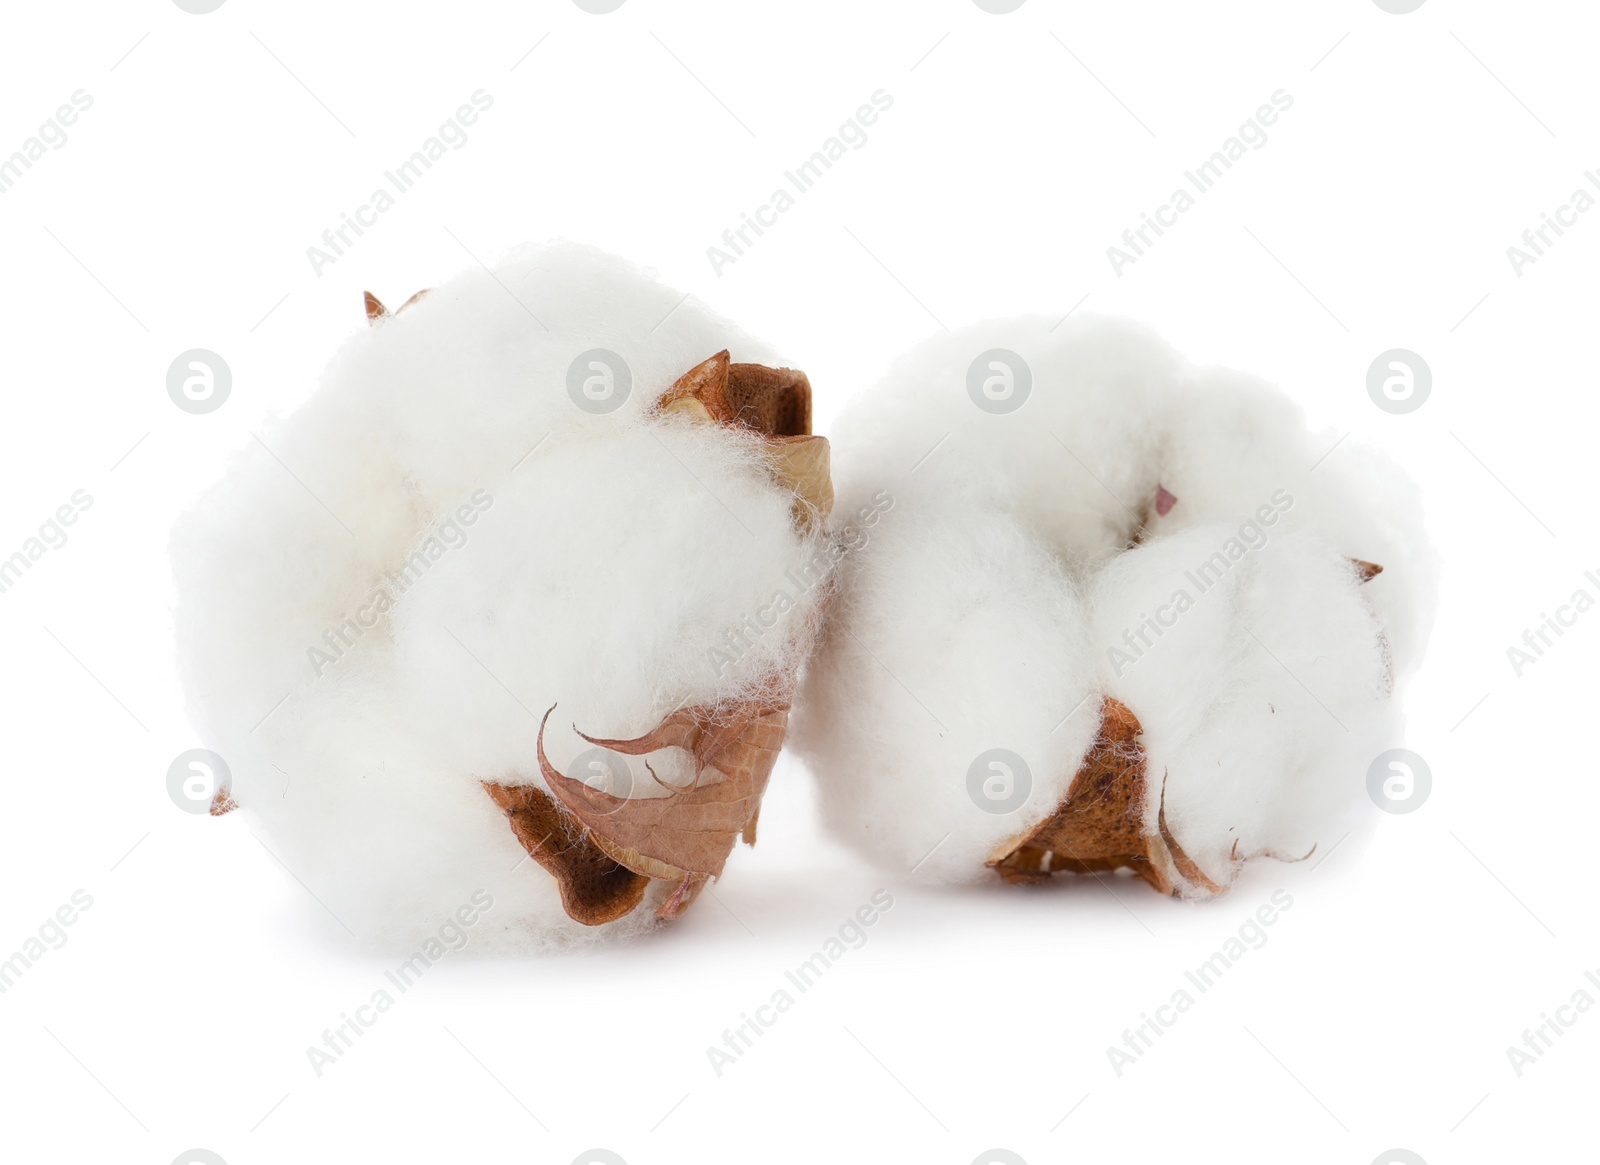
[172,243,832,948]
[791,315,1436,895]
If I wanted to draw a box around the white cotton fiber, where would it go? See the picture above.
[1087,526,1397,884]
[171,242,830,948]
[795,492,1102,882]
[791,314,1435,893]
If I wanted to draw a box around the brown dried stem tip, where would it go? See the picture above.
[363,289,431,323]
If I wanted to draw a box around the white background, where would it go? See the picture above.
[1,1,1594,1163]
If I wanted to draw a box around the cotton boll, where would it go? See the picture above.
[1088,526,1397,890]
[171,242,826,948]
[795,314,1432,898]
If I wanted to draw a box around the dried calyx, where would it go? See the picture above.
[485,351,831,925]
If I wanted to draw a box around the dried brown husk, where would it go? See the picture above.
[483,780,650,926]
[988,696,1223,896]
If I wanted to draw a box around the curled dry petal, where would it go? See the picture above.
[537,703,788,884]
[573,701,773,788]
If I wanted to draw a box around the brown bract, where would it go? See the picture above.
[485,349,830,925]
[533,701,788,918]
[483,780,650,926]
[660,350,833,532]
[988,696,1223,897]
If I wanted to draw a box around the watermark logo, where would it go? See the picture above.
[565,747,635,812]
[0,889,94,996]
[973,1153,1028,1165]
[707,890,894,1077]
[1506,572,1599,676]
[972,0,1026,12]
[0,91,94,196]
[1367,749,1430,814]
[172,0,226,11]
[967,749,1031,814]
[1107,490,1294,676]
[1372,0,1425,12]
[708,489,894,678]
[307,490,493,677]
[572,1153,627,1165]
[707,90,894,276]
[0,489,93,598]
[172,1153,228,1165]
[967,349,1031,414]
[1506,172,1600,276]
[168,349,231,415]
[307,92,494,275]
[1506,969,1600,1077]
[307,892,494,1076]
[1108,90,1294,275]
[1372,1152,1427,1165]
[167,749,233,815]
[1108,889,1294,1076]
[572,0,626,11]
[1366,349,1430,414]
[567,349,631,414]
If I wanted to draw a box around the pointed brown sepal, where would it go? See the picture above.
[658,352,831,530]
[365,288,431,325]
[482,780,650,926]
[658,351,813,438]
